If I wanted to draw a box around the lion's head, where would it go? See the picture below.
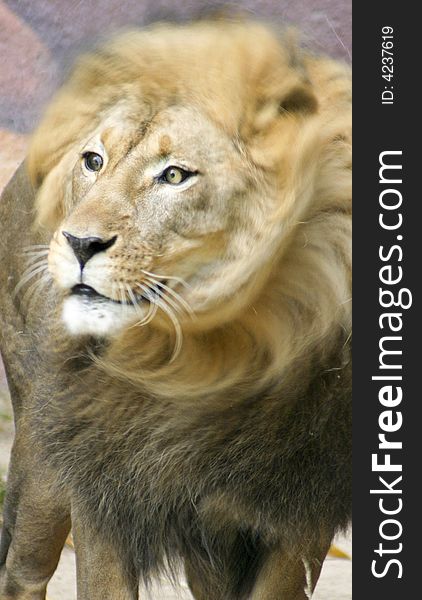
[27,20,351,396]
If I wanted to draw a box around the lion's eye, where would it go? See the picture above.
[82,152,104,172]
[159,166,192,185]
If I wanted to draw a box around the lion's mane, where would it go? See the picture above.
[28,20,351,402]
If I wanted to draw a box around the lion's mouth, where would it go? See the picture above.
[71,284,150,305]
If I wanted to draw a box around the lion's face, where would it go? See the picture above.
[27,21,350,351]
[46,102,271,338]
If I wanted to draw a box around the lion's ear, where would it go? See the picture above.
[278,82,318,115]
[251,78,317,134]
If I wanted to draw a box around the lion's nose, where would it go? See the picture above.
[62,231,117,268]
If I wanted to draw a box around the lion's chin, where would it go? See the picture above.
[62,295,139,337]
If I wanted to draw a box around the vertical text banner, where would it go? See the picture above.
[354,1,419,597]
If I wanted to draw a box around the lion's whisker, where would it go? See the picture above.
[125,283,145,321]
[14,263,49,297]
[20,255,49,272]
[137,301,158,327]
[23,250,48,264]
[144,279,187,320]
[154,296,183,362]
[23,250,49,263]
[111,281,119,305]
[138,282,161,321]
[22,271,52,306]
[145,302,158,325]
[136,281,157,303]
[21,259,48,280]
[138,280,183,359]
[140,268,190,288]
[118,282,127,306]
[22,255,49,271]
[125,283,136,305]
[23,244,50,252]
[133,282,159,326]
[144,277,195,319]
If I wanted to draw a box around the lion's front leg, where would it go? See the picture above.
[249,542,330,600]
[0,431,70,600]
[72,507,139,600]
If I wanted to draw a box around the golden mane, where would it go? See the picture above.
[28,20,351,401]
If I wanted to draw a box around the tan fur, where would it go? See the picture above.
[0,20,352,600]
[27,20,351,403]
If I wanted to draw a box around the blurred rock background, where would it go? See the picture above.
[0,1,351,598]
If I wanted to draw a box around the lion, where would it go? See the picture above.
[0,19,351,600]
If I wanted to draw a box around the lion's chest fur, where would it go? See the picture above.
[35,345,351,574]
